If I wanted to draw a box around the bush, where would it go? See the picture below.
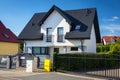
[96,46,101,52]
[53,53,118,71]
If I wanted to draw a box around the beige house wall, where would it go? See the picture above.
[0,42,20,55]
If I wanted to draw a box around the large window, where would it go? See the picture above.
[57,27,64,42]
[32,47,49,55]
[46,28,52,42]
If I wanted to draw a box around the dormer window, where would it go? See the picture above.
[3,33,9,38]
[75,25,81,30]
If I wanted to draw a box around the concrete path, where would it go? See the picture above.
[0,70,106,80]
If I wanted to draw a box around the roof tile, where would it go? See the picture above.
[0,21,20,43]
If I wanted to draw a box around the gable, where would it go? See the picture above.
[18,5,101,43]
[0,21,20,43]
[41,10,68,27]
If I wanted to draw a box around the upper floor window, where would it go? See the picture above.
[57,27,64,42]
[75,25,81,30]
[46,28,52,42]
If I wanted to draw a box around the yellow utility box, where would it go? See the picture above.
[44,59,51,72]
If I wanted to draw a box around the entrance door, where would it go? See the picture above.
[54,48,59,53]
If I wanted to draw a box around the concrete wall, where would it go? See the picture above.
[0,42,20,55]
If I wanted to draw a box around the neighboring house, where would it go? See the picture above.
[102,36,120,45]
[18,5,101,62]
[0,21,20,55]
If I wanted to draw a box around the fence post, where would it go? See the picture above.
[16,56,20,68]
[33,57,40,70]
[6,56,12,69]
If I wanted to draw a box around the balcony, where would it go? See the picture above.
[46,35,52,42]
[57,35,64,42]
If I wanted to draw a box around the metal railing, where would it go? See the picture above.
[46,35,52,42]
[54,54,120,79]
[57,35,64,42]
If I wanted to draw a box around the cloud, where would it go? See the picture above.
[103,16,119,22]
[101,24,120,36]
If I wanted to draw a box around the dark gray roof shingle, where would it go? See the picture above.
[18,5,101,43]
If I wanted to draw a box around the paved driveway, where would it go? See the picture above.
[16,73,92,80]
[0,70,105,80]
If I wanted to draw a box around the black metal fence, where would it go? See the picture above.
[54,54,120,79]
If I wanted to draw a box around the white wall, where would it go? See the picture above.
[84,24,96,53]
[40,10,83,47]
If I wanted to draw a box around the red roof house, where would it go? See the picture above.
[102,36,120,45]
[0,21,20,55]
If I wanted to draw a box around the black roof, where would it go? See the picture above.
[18,5,101,43]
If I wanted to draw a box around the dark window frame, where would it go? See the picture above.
[71,47,78,51]
[57,27,64,42]
[46,28,52,42]
[32,47,49,55]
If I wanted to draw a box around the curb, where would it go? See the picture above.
[56,72,107,80]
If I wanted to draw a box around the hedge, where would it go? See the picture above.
[53,53,120,71]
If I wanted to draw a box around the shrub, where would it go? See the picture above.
[96,46,101,52]
[53,53,118,71]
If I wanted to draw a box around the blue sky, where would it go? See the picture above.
[0,0,120,37]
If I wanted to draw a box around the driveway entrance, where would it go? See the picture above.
[0,70,105,80]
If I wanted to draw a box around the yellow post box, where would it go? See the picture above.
[44,59,51,72]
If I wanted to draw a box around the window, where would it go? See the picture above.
[32,47,49,55]
[2,33,9,38]
[71,47,78,51]
[46,28,52,42]
[47,28,52,35]
[32,47,41,55]
[41,47,45,54]
[57,27,64,42]
[75,25,81,30]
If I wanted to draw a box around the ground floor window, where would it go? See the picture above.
[71,47,78,51]
[32,47,49,55]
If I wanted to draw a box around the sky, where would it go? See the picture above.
[0,0,120,37]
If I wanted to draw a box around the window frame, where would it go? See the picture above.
[32,47,49,55]
[71,47,78,51]
[75,25,81,30]
[57,27,64,42]
[46,28,52,42]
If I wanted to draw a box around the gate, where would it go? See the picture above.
[54,54,120,79]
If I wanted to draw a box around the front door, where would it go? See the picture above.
[54,48,59,53]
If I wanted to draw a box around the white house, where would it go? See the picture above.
[18,5,101,63]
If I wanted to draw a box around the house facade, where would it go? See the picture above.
[18,5,101,62]
[102,36,120,45]
[0,21,20,55]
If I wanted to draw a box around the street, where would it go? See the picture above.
[0,70,106,80]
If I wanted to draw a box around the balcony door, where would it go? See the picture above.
[57,27,63,42]
[46,28,52,42]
